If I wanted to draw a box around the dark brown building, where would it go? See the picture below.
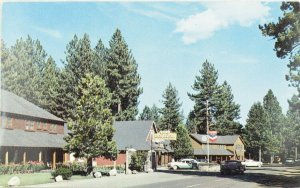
[0,89,66,168]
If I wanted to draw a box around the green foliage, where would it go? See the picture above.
[159,83,183,131]
[129,152,147,172]
[0,162,48,175]
[244,102,267,160]
[188,60,240,135]
[51,167,72,180]
[172,124,194,160]
[263,90,284,156]
[139,104,160,123]
[60,34,96,120]
[259,2,300,90]
[104,29,142,121]
[64,73,117,161]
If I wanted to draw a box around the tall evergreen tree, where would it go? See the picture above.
[172,124,194,160]
[139,105,152,120]
[188,60,220,134]
[263,90,284,162]
[159,83,183,131]
[259,2,300,89]
[139,104,160,123]
[244,102,267,161]
[1,36,47,106]
[105,29,142,121]
[94,39,107,77]
[65,73,117,168]
[150,104,160,124]
[214,81,240,135]
[60,34,96,120]
[39,56,61,116]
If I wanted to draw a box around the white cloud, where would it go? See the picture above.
[175,1,270,44]
[121,4,178,22]
[34,27,62,39]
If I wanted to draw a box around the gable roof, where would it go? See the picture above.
[0,89,64,122]
[0,128,65,148]
[113,120,157,151]
[190,134,242,145]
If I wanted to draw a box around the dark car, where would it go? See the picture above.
[220,160,246,175]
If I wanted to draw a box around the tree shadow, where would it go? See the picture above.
[156,169,300,187]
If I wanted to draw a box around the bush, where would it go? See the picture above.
[129,151,147,172]
[51,167,72,180]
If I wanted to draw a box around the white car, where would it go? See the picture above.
[242,159,263,167]
[167,159,199,170]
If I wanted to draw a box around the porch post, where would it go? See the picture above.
[23,152,26,164]
[52,151,56,169]
[39,151,42,162]
[5,151,8,165]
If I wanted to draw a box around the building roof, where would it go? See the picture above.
[0,89,64,122]
[0,128,65,148]
[190,134,241,145]
[194,148,233,156]
[113,120,158,151]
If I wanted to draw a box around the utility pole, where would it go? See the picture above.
[206,100,210,164]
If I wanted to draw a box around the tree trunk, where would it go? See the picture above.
[86,157,93,175]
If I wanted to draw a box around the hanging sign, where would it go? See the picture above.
[154,130,177,140]
[208,131,217,142]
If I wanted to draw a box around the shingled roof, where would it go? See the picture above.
[0,128,65,148]
[0,89,64,122]
[113,121,157,151]
[190,134,241,145]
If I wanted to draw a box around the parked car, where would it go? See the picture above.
[220,160,246,175]
[167,159,200,170]
[241,159,263,167]
[285,158,295,166]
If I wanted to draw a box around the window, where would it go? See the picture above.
[37,122,42,130]
[25,120,34,131]
[43,123,48,130]
[2,116,13,129]
[50,124,57,133]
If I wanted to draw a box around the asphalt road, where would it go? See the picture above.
[26,166,300,188]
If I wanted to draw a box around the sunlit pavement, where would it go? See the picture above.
[23,166,300,188]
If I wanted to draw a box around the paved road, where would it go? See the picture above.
[25,166,300,188]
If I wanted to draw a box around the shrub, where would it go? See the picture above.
[51,167,72,180]
[129,151,147,172]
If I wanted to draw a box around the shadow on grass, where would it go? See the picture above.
[157,169,300,187]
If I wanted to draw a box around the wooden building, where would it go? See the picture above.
[190,134,245,162]
[94,121,172,167]
[0,90,66,168]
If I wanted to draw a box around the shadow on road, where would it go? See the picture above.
[157,168,300,187]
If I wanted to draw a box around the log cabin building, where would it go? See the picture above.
[0,89,66,168]
[190,134,245,162]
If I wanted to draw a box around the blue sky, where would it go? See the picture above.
[1,2,296,124]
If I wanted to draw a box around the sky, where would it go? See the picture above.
[1,1,297,124]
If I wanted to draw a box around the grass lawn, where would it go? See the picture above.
[0,173,93,187]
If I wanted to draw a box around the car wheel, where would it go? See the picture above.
[258,164,262,168]
[173,166,178,170]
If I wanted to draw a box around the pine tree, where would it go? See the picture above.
[94,39,107,77]
[244,102,267,161]
[150,104,160,124]
[1,36,47,106]
[105,29,142,121]
[159,83,183,131]
[65,73,118,167]
[188,60,220,134]
[61,34,96,120]
[39,56,61,116]
[172,124,194,160]
[139,104,160,123]
[139,106,152,120]
[214,81,240,135]
[263,90,284,162]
